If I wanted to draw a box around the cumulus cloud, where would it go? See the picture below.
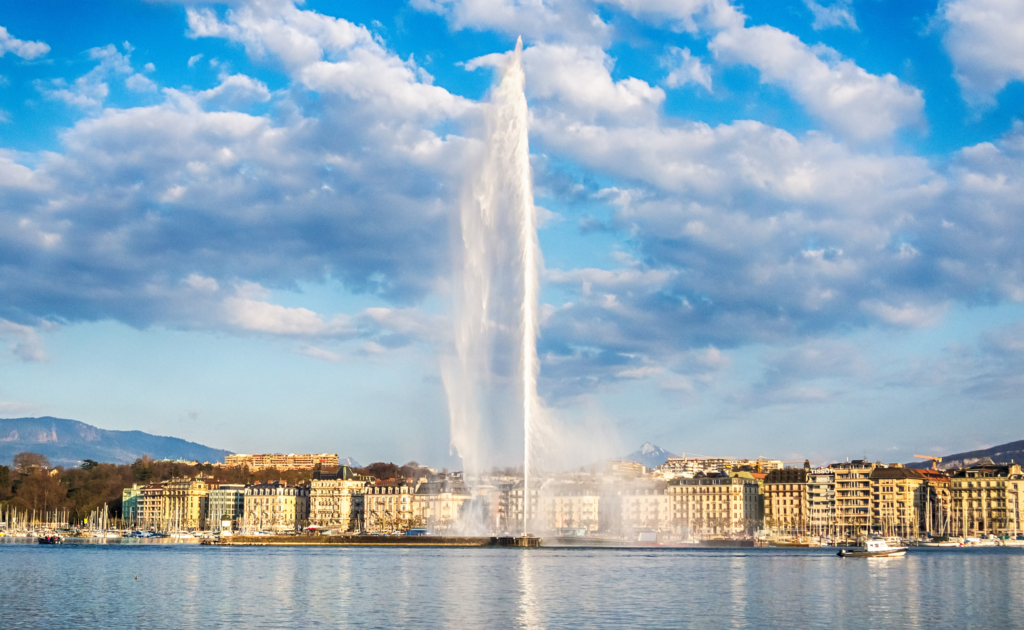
[197,73,272,109]
[595,0,921,141]
[804,0,858,31]
[709,24,923,141]
[519,38,1024,398]
[1,1,483,349]
[0,25,50,60]
[940,0,1024,107]
[38,43,135,108]
[661,46,712,91]
[412,0,611,44]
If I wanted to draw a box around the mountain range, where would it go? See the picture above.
[623,442,679,469]
[0,417,232,468]
[905,440,1024,470]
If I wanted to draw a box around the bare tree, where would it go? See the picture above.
[13,452,50,473]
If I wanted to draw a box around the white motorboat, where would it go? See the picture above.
[838,538,908,558]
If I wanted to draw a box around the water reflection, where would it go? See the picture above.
[517,551,542,630]
[0,545,1021,629]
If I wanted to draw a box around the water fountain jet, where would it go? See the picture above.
[443,36,539,535]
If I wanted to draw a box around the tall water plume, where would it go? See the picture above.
[443,37,540,531]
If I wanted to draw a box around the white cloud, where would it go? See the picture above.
[710,24,923,141]
[940,0,1024,106]
[188,53,204,67]
[198,73,272,109]
[863,300,949,328]
[0,25,49,60]
[298,344,342,361]
[183,274,220,292]
[0,319,50,362]
[126,73,158,92]
[662,46,712,91]
[412,0,611,44]
[223,294,334,335]
[597,0,921,141]
[804,0,858,31]
[38,43,135,108]
[474,44,663,126]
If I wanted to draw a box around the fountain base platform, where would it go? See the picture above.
[493,535,542,548]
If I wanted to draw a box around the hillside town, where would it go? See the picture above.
[94,451,1024,544]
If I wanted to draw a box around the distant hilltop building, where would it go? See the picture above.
[224,453,338,470]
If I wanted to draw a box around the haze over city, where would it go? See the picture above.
[1,0,1023,468]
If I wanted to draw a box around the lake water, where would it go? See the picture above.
[0,541,1021,629]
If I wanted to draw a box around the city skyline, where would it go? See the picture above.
[1,0,1023,468]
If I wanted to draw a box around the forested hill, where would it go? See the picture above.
[0,417,232,467]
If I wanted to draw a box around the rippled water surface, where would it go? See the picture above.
[1,542,1020,629]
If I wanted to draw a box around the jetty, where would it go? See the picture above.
[207,535,542,547]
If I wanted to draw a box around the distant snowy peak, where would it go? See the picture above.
[623,443,679,469]
[340,457,362,468]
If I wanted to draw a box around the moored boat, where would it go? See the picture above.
[837,538,907,558]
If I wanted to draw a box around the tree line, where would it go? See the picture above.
[0,452,435,523]
[0,452,314,522]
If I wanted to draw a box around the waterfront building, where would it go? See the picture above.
[919,469,952,537]
[504,480,541,533]
[764,468,809,536]
[833,460,877,540]
[139,482,166,528]
[666,473,760,537]
[121,484,144,522]
[869,465,928,538]
[208,484,246,531]
[243,481,310,533]
[411,475,471,532]
[309,465,366,532]
[162,476,211,530]
[363,480,415,533]
[225,453,338,471]
[537,480,600,534]
[807,467,836,537]
[949,461,1024,536]
[600,480,669,536]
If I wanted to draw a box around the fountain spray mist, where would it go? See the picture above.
[443,37,539,532]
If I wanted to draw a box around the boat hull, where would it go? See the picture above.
[838,548,907,558]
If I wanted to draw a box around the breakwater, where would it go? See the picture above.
[210,535,512,547]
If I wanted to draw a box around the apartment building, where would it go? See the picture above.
[162,476,211,530]
[225,453,338,471]
[764,468,809,534]
[363,480,415,533]
[309,465,366,532]
[412,475,471,531]
[121,484,144,522]
[869,465,928,538]
[139,482,166,528]
[950,460,1024,536]
[833,460,877,539]
[243,481,310,533]
[537,480,600,534]
[666,473,760,537]
[807,467,835,536]
[208,484,246,530]
[656,457,732,480]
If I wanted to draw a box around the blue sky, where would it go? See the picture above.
[1,0,1023,468]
